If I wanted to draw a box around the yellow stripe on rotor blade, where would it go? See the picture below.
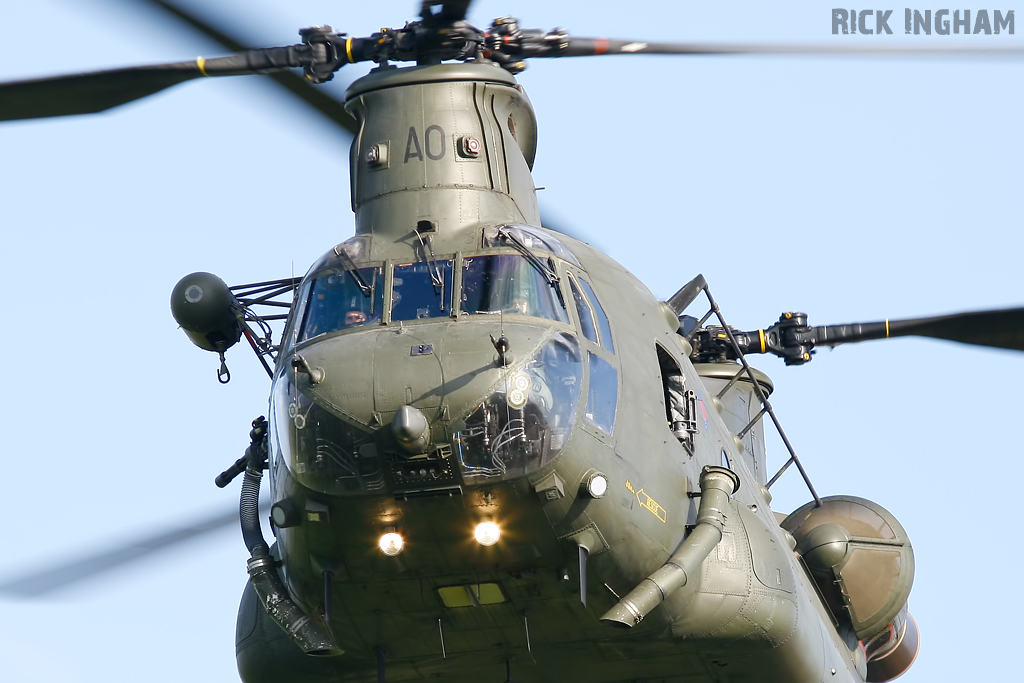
[759,329,766,354]
[346,37,355,64]
[196,57,208,77]
[885,319,890,337]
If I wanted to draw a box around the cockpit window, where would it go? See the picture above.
[568,276,598,344]
[578,278,614,353]
[461,255,569,323]
[456,331,582,481]
[585,352,618,435]
[300,267,383,341]
[280,278,312,354]
[392,260,454,321]
[482,224,580,265]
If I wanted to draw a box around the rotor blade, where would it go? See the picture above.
[0,48,306,122]
[126,0,356,134]
[813,308,1024,352]
[133,0,254,54]
[727,306,1024,364]
[0,62,202,121]
[558,39,1024,58]
[0,507,241,597]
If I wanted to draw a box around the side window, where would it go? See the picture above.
[281,279,312,354]
[568,275,598,344]
[585,352,618,435]
[578,278,614,353]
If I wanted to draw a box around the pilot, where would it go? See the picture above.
[341,288,379,328]
[509,296,530,315]
[345,309,368,326]
[504,291,537,317]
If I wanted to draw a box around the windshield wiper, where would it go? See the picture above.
[332,245,371,296]
[331,245,376,314]
[415,227,446,309]
[497,227,560,287]
[497,227,566,310]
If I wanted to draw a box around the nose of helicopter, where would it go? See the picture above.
[271,319,582,496]
[296,319,546,425]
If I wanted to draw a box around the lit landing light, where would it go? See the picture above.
[379,528,405,556]
[584,471,608,498]
[474,520,501,546]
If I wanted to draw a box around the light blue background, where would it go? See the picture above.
[1,2,1020,681]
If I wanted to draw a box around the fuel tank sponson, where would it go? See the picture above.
[601,466,740,627]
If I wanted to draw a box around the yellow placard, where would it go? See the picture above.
[625,481,667,523]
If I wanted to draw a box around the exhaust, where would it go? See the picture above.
[601,465,739,627]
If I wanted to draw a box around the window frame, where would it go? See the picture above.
[577,276,615,354]
[390,258,456,323]
[564,268,620,439]
[293,263,387,346]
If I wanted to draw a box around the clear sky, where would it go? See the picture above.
[1,2,1021,682]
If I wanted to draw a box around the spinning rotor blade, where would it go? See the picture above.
[816,308,1024,351]
[125,0,356,133]
[557,40,1024,58]
[0,0,361,126]
[132,0,259,54]
[0,47,314,122]
[715,307,1024,366]
[0,507,241,597]
[0,62,211,121]
[7,0,1024,125]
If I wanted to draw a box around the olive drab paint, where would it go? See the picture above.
[223,60,921,683]
[345,64,541,246]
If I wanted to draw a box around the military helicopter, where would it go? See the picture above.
[1,1,1023,682]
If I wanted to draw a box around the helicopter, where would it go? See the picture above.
[1,1,1023,682]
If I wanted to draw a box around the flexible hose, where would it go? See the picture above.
[236,437,342,656]
[239,450,268,557]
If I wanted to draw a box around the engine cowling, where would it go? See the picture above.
[863,607,920,682]
[783,496,918,681]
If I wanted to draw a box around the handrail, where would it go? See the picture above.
[681,275,822,507]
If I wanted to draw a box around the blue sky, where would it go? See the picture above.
[1,2,1021,681]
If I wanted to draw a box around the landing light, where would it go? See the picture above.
[378,528,404,556]
[584,471,609,498]
[474,520,501,546]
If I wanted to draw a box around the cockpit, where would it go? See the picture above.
[270,224,619,496]
[300,267,384,341]
[295,225,573,342]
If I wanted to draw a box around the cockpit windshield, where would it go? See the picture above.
[461,255,569,323]
[300,267,384,341]
[482,225,580,265]
[392,260,454,321]
[455,331,582,481]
